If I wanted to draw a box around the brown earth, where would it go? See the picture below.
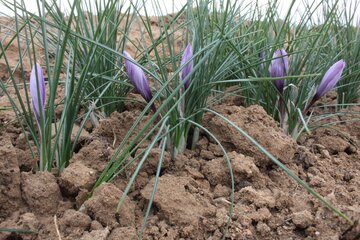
[1,100,360,239]
[1,14,360,240]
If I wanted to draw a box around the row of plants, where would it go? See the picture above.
[1,0,359,234]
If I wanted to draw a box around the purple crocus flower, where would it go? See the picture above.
[123,51,156,113]
[30,63,46,125]
[314,59,345,99]
[303,60,346,114]
[269,48,289,92]
[180,43,193,89]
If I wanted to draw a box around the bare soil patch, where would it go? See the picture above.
[1,100,360,239]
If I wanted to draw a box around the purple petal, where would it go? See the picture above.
[269,48,289,92]
[315,59,346,98]
[123,51,153,103]
[274,80,285,91]
[30,63,45,124]
[280,49,289,74]
[180,43,193,89]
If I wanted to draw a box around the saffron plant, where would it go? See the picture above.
[123,51,157,113]
[175,43,194,156]
[123,44,194,158]
[269,48,289,128]
[267,47,346,138]
[0,0,118,173]
[89,0,353,232]
[304,59,346,114]
[29,63,47,171]
[44,0,135,117]
[180,43,194,90]
[30,64,46,127]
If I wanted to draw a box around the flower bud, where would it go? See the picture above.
[180,43,193,89]
[30,63,46,125]
[269,48,288,92]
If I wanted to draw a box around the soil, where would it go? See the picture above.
[1,15,360,240]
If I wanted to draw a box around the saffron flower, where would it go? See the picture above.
[30,63,46,125]
[304,59,346,113]
[314,59,345,100]
[180,43,193,89]
[123,51,156,112]
[269,48,289,92]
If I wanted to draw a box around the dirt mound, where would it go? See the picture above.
[21,171,62,214]
[0,135,21,220]
[141,174,216,238]
[203,105,297,166]
[84,183,136,228]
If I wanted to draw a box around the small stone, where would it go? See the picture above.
[215,208,228,227]
[84,183,135,228]
[213,184,231,198]
[238,187,276,208]
[320,149,331,159]
[309,175,326,187]
[292,210,314,229]
[208,143,223,156]
[15,133,28,150]
[230,152,260,179]
[196,137,209,150]
[59,209,91,238]
[256,222,271,236]
[249,207,272,222]
[200,149,215,160]
[59,161,97,196]
[332,157,342,165]
[18,213,40,236]
[76,189,89,209]
[91,220,103,230]
[202,158,228,186]
[313,144,326,152]
[317,135,349,154]
[294,146,317,169]
[80,228,110,240]
[134,148,171,175]
[343,172,354,182]
[185,166,204,179]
